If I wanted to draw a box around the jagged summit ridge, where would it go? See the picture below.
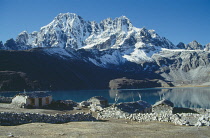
[15,13,175,51]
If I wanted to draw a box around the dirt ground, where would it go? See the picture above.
[0,120,210,138]
[0,103,210,138]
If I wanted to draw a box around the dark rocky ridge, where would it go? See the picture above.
[1,46,210,91]
[1,47,210,91]
[0,48,167,91]
[109,78,172,89]
[0,71,37,91]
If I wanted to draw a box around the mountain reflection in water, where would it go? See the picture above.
[109,87,210,109]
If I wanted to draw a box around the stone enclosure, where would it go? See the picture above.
[0,112,96,126]
[97,105,210,126]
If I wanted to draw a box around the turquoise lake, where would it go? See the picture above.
[1,87,210,109]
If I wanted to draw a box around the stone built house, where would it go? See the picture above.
[88,96,109,111]
[12,92,52,108]
[152,99,174,114]
[88,96,109,107]
[116,100,152,113]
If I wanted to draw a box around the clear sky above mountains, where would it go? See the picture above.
[0,0,210,45]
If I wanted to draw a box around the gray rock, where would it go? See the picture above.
[176,42,185,49]
[185,40,203,50]
[79,101,90,108]
[204,43,210,51]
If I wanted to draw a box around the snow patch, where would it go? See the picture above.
[43,47,73,59]
[123,49,154,63]
[161,48,205,52]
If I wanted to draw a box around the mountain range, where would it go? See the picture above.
[1,13,210,91]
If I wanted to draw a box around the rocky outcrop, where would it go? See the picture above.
[153,50,210,86]
[185,40,203,50]
[204,43,210,51]
[176,42,185,49]
[109,78,173,89]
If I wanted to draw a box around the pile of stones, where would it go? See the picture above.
[0,112,96,126]
[79,101,90,108]
[97,106,210,126]
[97,106,129,119]
[79,100,105,112]
[194,114,210,126]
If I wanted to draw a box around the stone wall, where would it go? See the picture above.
[0,112,96,126]
[152,105,173,114]
[97,106,210,126]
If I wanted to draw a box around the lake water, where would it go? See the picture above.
[1,87,210,109]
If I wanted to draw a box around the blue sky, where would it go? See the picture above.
[0,0,210,45]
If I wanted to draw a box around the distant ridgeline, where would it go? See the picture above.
[0,13,210,91]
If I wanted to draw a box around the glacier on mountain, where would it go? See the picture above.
[13,13,179,67]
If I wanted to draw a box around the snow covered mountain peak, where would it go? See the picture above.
[186,40,203,50]
[99,15,133,33]
[41,12,85,30]
[15,12,175,51]
[57,12,80,19]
